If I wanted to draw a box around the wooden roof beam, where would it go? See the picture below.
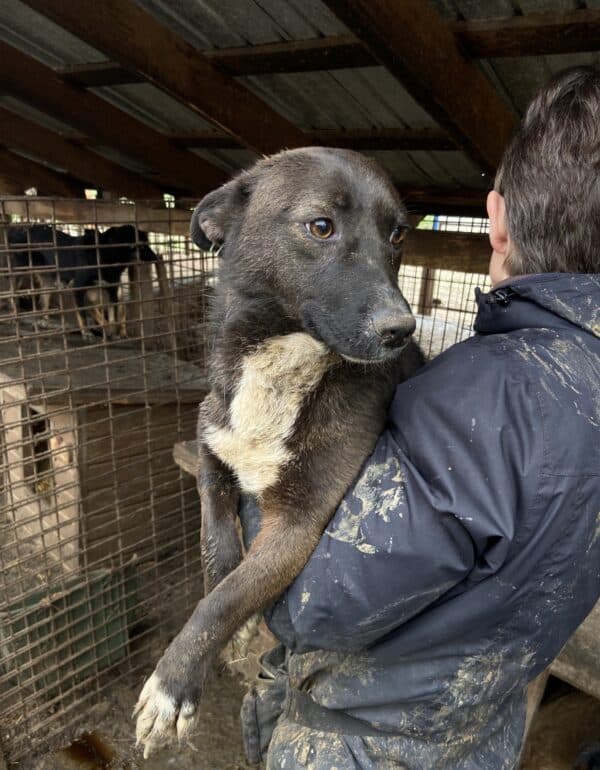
[58,61,143,87]
[23,0,309,155]
[51,9,600,92]
[0,108,165,200]
[172,127,457,152]
[399,186,488,217]
[0,41,227,196]
[320,0,516,173]
[205,35,372,75]
[0,147,84,197]
[454,9,600,58]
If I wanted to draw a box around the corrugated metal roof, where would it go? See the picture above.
[0,0,597,195]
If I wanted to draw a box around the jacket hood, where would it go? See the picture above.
[474,273,600,339]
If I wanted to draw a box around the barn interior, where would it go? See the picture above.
[0,1,599,768]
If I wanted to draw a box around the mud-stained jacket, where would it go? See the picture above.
[247,273,600,770]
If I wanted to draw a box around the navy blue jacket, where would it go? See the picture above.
[264,273,600,769]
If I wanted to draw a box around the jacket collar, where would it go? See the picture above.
[474,273,600,338]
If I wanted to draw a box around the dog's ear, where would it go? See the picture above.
[190,175,250,250]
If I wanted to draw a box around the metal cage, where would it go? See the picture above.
[0,197,490,764]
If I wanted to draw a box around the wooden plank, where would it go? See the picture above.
[320,0,517,173]
[0,41,227,196]
[417,268,437,316]
[453,9,600,58]
[403,229,490,274]
[57,61,143,87]
[173,127,457,152]
[23,0,310,156]
[79,402,199,567]
[0,148,83,198]
[1,190,487,229]
[205,34,373,75]
[0,108,164,200]
[400,186,488,217]
[173,440,198,478]
[0,198,194,236]
[0,331,209,405]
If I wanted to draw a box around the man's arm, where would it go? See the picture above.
[266,340,544,653]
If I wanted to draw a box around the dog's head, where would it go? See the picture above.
[191,147,415,363]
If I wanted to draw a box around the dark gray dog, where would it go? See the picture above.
[134,147,423,756]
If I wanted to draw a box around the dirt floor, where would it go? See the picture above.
[30,667,252,770]
[521,685,600,770]
[24,676,599,770]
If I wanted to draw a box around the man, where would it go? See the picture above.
[241,66,600,770]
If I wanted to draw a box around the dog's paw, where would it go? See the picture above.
[133,671,199,759]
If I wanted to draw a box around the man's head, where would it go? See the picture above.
[487,65,600,284]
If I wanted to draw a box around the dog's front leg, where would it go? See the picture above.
[133,503,325,757]
[198,443,242,594]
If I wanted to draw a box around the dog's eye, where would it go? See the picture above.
[390,225,408,246]
[307,218,334,239]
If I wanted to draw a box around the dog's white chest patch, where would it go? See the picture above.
[205,333,333,494]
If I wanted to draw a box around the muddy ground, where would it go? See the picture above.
[30,667,252,770]
[27,676,599,770]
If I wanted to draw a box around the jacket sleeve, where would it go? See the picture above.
[266,338,544,653]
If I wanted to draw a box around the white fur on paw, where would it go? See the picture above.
[133,672,196,759]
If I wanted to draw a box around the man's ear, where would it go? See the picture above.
[486,190,510,256]
[190,174,251,250]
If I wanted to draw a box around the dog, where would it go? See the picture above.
[5,224,157,339]
[134,147,424,756]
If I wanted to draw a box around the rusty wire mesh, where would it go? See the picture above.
[0,196,211,764]
[0,199,489,764]
[401,214,490,358]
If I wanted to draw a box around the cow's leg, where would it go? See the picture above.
[36,275,52,328]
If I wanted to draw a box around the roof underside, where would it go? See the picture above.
[0,0,598,214]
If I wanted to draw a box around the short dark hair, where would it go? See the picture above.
[495,65,600,274]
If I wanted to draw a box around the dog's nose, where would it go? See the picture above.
[372,309,416,348]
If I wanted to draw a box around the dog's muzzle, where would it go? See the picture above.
[371,309,416,349]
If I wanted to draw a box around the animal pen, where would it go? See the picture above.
[0,0,599,766]
[0,196,490,764]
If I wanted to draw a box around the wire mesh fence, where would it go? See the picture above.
[0,197,210,764]
[0,199,489,764]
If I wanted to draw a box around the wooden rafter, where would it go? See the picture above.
[171,128,456,152]
[58,61,143,87]
[23,0,309,155]
[453,9,600,58]
[0,41,227,196]
[0,108,164,199]
[52,8,600,91]
[400,186,487,217]
[205,35,372,75]
[0,147,84,197]
[320,0,516,173]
